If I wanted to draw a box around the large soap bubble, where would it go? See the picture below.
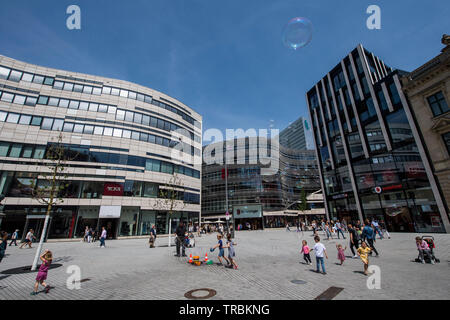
[282,17,313,50]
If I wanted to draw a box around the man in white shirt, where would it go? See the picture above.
[99,227,107,248]
[313,236,328,274]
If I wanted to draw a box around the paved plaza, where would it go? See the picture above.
[0,230,449,300]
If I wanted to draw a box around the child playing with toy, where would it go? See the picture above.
[210,234,230,266]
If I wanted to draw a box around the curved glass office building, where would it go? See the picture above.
[0,55,202,239]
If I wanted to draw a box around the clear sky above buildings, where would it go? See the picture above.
[0,0,449,143]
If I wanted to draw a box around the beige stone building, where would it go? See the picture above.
[401,35,450,225]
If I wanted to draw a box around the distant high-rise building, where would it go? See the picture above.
[279,116,314,150]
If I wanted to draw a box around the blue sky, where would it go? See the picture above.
[0,0,449,141]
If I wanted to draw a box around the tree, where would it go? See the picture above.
[30,133,71,271]
[153,173,186,247]
[298,188,308,213]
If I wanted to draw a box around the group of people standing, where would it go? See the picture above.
[83,226,107,248]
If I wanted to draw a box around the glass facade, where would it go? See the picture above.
[307,46,448,233]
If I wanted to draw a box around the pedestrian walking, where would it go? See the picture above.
[88,228,93,243]
[357,241,372,276]
[9,229,19,246]
[347,224,359,258]
[149,225,157,248]
[335,220,346,239]
[362,220,379,257]
[311,221,317,236]
[312,236,328,274]
[301,240,312,265]
[380,221,390,239]
[99,227,107,248]
[224,233,238,269]
[324,223,333,240]
[83,226,89,242]
[285,223,291,232]
[210,234,229,266]
[19,229,36,249]
[31,249,52,295]
[336,243,347,265]
[0,231,8,263]
[174,221,187,257]
[371,219,383,239]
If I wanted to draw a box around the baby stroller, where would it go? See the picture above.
[185,233,195,248]
[415,236,440,263]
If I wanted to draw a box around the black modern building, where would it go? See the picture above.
[306,44,450,233]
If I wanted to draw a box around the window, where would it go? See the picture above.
[33,146,46,159]
[0,66,10,79]
[98,104,108,113]
[63,122,74,132]
[120,89,128,97]
[388,83,401,105]
[22,73,33,82]
[157,119,164,129]
[13,95,26,105]
[31,116,42,126]
[131,131,140,140]
[69,100,79,109]
[140,133,148,141]
[116,109,125,120]
[19,115,32,125]
[137,94,145,102]
[113,128,122,137]
[79,101,89,110]
[161,162,173,174]
[377,90,388,111]
[33,75,44,84]
[25,96,37,106]
[37,96,49,105]
[134,113,142,124]
[142,115,150,126]
[73,84,83,92]
[108,106,116,114]
[103,127,113,136]
[94,126,104,135]
[427,91,449,117]
[63,82,74,91]
[443,132,450,156]
[8,70,22,82]
[52,119,64,131]
[44,77,54,86]
[48,97,59,106]
[41,118,54,130]
[128,91,137,100]
[84,125,94,134]
[53,81,64,90]
[1,92,14,102]
[148,134,155,144]
[0,111,7,122]
[102,87,111,95]
[58,99,69,108]
[9,144,22,157]
[122,130,131,139]
[144,95,152,103]
[150,117,157,127]
[92,87,102,95]
[83,86,93,94]
[22,146,33,158]
[88,103,98,112]
[0,142,9,156]
[111,88,120,96]
[6,113,20,123]
[125,111,134,122]
[73,124,84,133]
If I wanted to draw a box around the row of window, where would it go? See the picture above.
[0,141,201,179]
[0,64,201,128]
[0,89,199,143]
[0,110,199,157]
[1,172,200,203]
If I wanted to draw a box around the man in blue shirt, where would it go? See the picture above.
[362,220,379,256]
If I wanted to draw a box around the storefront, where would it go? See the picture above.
[233,204,264,230]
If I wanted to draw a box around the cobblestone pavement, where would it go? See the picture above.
[0,230,448,300]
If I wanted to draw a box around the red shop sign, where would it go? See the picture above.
[103,183,124,196]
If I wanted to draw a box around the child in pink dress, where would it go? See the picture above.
[336,244,347,265]
[301,240,312,265]
[31,249,52,295]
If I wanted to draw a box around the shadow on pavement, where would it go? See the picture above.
[1,263,63,275]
